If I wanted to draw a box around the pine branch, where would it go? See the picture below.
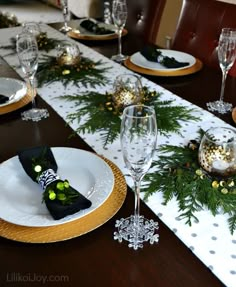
[142,133,236,235]
[228,213,236,235]
[36,55,110,88]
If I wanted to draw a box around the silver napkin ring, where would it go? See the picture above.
[38,169,60,190]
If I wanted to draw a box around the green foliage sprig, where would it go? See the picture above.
[37,54,110,88]
[0,33,66,56]
[0,11,19,28]
[59,87,199,147]
[31,148,79,205]
[32,160,80,206]
[142,130,236,234]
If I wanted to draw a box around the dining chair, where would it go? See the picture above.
[171,0,236,77]
[125,0,167,45]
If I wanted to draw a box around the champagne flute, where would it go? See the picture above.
[111,0,128,63]
[59,0,72,33]
[207,28,236,114]
[16,32,49,121]
[114,105,159,250]
[22,22,41,37]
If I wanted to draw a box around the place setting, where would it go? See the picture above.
[0,146,127,243]
[0,77,29,115]
[124,45,203,76]
[67,18,127,41]
[67,0,128,42]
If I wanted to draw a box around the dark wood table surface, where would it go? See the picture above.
[0,21,234,287]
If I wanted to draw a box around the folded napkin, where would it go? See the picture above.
[0,94,8,104]
[140,46,190,69]
[18,146,92,220]
[80,19,114,35]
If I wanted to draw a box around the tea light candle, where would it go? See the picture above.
[58,53,74,65]
[212,160,230,172]
[113,89,136,108]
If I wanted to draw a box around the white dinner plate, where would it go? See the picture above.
[0,148,114,227]
[75,18,117,38]
[0,77,27,107]
[130,49,196,72]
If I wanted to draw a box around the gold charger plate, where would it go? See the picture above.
[124,56,203,77]
[67,29,128,41]
[0,87,35,115]
[0,157,127,243]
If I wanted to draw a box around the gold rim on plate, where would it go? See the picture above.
[0,87,35,115]
[67,29,128,41]
[0,157,127,243]
[124,56,203,77]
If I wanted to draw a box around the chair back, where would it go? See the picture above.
[171,0,236,77]
[125,0,166,44]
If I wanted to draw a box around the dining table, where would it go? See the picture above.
[0,19,236,287]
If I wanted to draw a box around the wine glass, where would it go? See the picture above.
[111,0,128,63]
[114,105,159,250]
[59,0,72,33]
[207,28,236,114]
[16,32,49,121]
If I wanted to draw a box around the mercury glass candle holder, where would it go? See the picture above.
[112,74,143,110]
[56,42,80,66]
[198,127,236,177]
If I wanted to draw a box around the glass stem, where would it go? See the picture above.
[117,28,123,56]
[133,176,142,228]
[63,7,68,28]
[29,77,36,109]
[219,69,228,103]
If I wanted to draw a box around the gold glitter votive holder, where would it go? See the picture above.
[57,42,80,66]
[198,127,236,177]
[112,74,143,109]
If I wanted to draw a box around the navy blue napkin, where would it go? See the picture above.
[18,146,92,220]
[80,19,114,35]
[140,46,189,69]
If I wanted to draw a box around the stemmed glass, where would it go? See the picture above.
[59,0,72,33]
[16,32,49,121]
[111,0,128,63]
[207,28,236,114]
[22,22,41,37]
[114,105,159,250]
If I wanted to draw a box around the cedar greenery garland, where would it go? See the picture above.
[59,87,199,147]
[0,33,66,55]
[37,54,110,88]
[0,11,19,28]
[142,129,236,235]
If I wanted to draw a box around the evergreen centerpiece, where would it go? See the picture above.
[0,32,66,55]
[142,129,236,234]
[37,54,110,88]
[59,86,199,147]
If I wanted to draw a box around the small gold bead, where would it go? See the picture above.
[62,69,70,75]
[221,188,228,194]
[212,181,219,188]
[220,181,226,187]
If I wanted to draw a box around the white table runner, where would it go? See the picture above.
[0,24,235,287]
